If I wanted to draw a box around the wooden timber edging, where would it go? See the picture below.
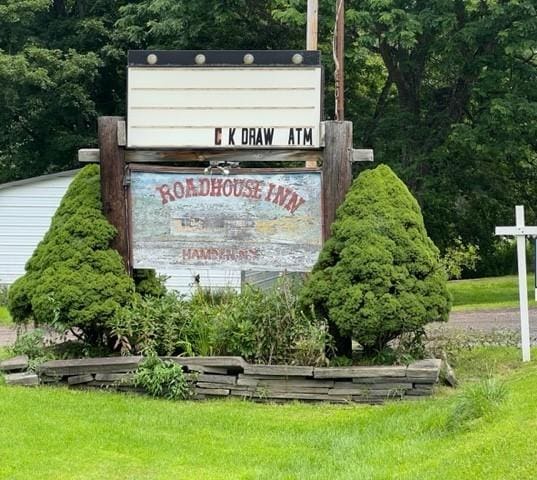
[21,356,443,404]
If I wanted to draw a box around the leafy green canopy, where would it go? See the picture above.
[302,164,450,353]
[8,165,135,345]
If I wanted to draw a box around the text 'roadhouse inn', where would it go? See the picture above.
[155,176,306,214]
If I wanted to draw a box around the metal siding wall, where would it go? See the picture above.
[0,176,75,285]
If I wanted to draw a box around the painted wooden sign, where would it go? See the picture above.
[129,167,322,271]
[126,50,322,149]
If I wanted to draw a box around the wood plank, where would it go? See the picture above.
[255,391,346,401]
[79,148,323,164]
[257,378,334,388]
[39,357,143,376]
[168,356,248,370]
[237,376,259,387]
[98,116,130,271]
[354,382,413,390]
[197,374,236,385]
[40,374,62,383]
[237,374,308,381]
[351,149,374,162]
[78,148,100,163]
[67,374,94,385]
[262,386,330,395]
[328,388,365,396]
[5,372,39,386]
[314,366,406,379]
[407,377,437,384]
[406,359,441,381]
[183,365,230,375]
[0,355,29,372]
[117,120,127,146]
[195,387,230,396]
[243,365,314,377]
[407,387,434,396]
[352,377,410,384]
[94,373,131,382]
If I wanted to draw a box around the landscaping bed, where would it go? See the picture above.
[1,355,441,404]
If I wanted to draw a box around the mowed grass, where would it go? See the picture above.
[1,348,537,480]
[0,306,12,326]
[448,275,537,311]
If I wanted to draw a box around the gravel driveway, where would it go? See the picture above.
[1,307,535,347]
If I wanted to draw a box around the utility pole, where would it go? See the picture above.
[334,0,345,120]
[307,0,319,50]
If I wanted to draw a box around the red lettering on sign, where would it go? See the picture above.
[285,192,306,214]
[185,178,198,197]
[222,179,233,197]
[210,178,223,196]
[182,247,259,262]
[156,177,307,213]
[156,184,175,205]
[199,178,210,196]
[173,181,184,199]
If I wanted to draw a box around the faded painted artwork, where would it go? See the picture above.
[130,170,322,271]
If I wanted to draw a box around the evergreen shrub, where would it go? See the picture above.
[8,165,135,346]
[301,164,451,355]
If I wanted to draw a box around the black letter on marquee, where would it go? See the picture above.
[214,128,222,145]
[304,128,313,145]
[228,128,236,145]
[288,128,295,145]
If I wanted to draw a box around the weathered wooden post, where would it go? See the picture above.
[97,116,130,271]
[322,120,353,356]
[322,121,353,241]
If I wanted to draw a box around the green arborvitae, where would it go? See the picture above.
[8,165,135,346]
[301,164,451,355]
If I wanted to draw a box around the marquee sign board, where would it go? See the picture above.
[126,50,322,149]
[128,166,323,271]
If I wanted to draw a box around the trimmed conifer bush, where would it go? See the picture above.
[301,164,451,356]
[8,165,135,346]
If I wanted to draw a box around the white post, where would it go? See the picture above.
[534,238,537,302]
[515,206,531,362]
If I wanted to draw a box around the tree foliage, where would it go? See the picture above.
[301,165,451,354]
[8,165,135,345]
[1,0,537,274]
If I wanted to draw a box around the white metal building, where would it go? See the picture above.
[0,170,243,294]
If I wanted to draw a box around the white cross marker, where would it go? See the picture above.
[495,205,537,362]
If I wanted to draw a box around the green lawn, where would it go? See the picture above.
[0,305,12,326]
[1,348,536,479]
[448,275,537,311]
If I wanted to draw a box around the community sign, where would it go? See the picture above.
[126,50,322,149]
[129,167,323,271]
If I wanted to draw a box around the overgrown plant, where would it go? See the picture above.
[447,376,508,431]
[440,237,480,280]
[301,164,451,356]
[133,356,191,400]
[109,278,332,366]
[109,292,193,356]
[0,284,8,306]
[10,329,55,371]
